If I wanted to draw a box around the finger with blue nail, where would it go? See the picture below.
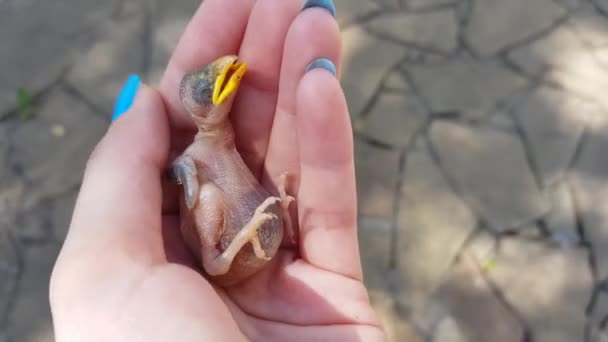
[302,0,336,17]
[261,0,341,193]
[112,74,141,121]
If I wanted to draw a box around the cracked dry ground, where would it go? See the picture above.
[5,0,608,341]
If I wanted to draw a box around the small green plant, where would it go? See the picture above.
[480,258,497,272]
[16,88,34,120]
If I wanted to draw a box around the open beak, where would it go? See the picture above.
[212,59,247,105]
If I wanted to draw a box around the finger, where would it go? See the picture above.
[62,85,170,264]
[295,69,361,280]
[263,7,341,189]
[230,0,302,176]
[159,0,255,131]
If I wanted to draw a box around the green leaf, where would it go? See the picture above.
[16,88,34,120]
[480,258,497,272]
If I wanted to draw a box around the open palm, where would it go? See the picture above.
[49,0,384,341]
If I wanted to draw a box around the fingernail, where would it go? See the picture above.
[306,58,337,77]
[112,74,141,121]
[302,0,336,17]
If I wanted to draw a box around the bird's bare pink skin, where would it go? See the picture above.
[172,55,295,287]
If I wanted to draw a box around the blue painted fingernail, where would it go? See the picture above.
[306,58,337,77]
[302,0,336,17]
[112,74,141,121]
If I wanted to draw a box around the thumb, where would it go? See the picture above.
[61,79,171,264]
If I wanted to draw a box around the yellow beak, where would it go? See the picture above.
[212,60,248,105]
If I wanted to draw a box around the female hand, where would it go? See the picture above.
[50,0,385,341]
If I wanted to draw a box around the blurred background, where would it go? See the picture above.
[2,0,608,341]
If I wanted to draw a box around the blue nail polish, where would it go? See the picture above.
[112,74,141,121]
[306,58,337,77]
[302,0,336,17]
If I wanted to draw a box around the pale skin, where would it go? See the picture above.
[49,0,386,341]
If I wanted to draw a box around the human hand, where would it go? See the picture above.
[49,0,385,341]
